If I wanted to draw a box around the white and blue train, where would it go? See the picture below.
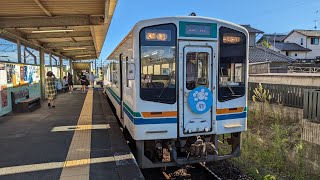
[103,16,248,168]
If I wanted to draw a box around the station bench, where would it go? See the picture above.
[11,89,41,113]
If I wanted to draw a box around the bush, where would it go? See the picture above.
[232,83,320,179]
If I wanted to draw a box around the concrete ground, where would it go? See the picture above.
[0,88,144,180]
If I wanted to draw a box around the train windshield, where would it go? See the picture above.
[140,24,177,104]
[218,27,247,102]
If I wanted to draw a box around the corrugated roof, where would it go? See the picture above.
[0,0,118,61]
[241,25,264,34]
[249,45,293,63]
[274,42,311,51]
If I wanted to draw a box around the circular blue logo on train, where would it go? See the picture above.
[188,86,213,114]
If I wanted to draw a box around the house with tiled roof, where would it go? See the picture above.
[282,30,320,61]
[241,25,294,74]
[249,44,293,73]
[257,34,287,44]
[272,42,311,59]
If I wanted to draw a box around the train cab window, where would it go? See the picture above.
[218,27,246,102]
[139,24,177,104]
[186,52,209,90]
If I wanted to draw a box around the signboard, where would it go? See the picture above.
[179,21,217,38]
[185,24,212,36]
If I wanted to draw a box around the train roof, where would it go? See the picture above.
[107,16,248,60]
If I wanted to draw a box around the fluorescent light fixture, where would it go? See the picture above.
[63,47,87,51]
[75,55,92,58]
[31,29,74,33]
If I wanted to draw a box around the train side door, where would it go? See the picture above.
[119,54,124,120]
[179,41,216,137]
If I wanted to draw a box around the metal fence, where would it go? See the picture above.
[248,83,320,109]
[303,90,320,123]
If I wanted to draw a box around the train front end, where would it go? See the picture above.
[131,17,248,168]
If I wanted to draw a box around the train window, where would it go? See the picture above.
[186,52,209,90]
[139,24,177,104]
[218,27,246,102]
[111,61,119,86]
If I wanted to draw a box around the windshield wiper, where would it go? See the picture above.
[158,79,173,98]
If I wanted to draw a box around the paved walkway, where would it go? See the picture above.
[0,88,144,180]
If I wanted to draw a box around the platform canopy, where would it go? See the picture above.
[0,0,118,60]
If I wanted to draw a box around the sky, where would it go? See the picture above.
[99,0,320,61]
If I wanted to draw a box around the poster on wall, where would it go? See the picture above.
[24,66,28,81]
[0,71,7,85]
[6,64,13,84]
[0,64,7,85]
[15,65,20,85]
[27,65,40,84]
[20,66,24,83]
[1,86,7,108]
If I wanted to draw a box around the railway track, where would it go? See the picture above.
[143,160,253,180]
[199,162,221,180]
[143,163,221,180]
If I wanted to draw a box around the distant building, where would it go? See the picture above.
[271,42,311,60]
[241,25,293,74]
[257,34,287,44]
[241,25,264,47]
[249,45,293,73]
[282,30,320,61]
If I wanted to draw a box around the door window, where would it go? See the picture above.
[186,52,209,90]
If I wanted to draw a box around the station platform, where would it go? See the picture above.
[0,88,144,180]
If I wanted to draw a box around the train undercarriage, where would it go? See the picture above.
[129,132,242,169]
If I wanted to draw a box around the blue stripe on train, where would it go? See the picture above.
[108,87,246,124]
[107,88,120,105]
[134,118,177,125]
[216,112,247,121]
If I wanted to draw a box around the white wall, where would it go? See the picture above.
[287,51,306,59]
[249,33,256,47]
[249,73,320,86]
[306,37,320,59]
[284,31,306,47]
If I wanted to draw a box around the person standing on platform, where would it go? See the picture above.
[89,72,95,88]
[45,71,57,108]
[67,72,74,93]
[79,72,87,93]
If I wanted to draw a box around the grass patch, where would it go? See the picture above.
[230,84,320,179]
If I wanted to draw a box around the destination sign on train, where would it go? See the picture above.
[185,24,212,36]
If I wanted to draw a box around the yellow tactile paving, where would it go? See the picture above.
[64,159,91,167]
[60,88,93,180]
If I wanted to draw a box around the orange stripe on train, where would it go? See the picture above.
[216,107,244,114]
[141,111,177,118]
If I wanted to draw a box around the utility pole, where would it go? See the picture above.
[273,32,276,51]
[95,59,97,76]
[315,10,319,29]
